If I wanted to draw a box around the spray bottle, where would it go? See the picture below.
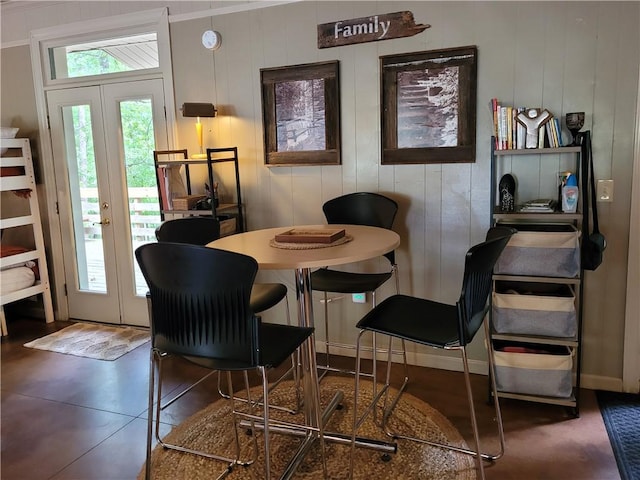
[562,173,579,213]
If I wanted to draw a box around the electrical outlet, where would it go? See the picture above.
[597,179,614,202]
[352,293,366,303]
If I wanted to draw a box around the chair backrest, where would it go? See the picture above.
[155,216,221,245]
[323,192,398,264]
[135,242,259,367]
[456,232,512,345]
[485,225,517,241]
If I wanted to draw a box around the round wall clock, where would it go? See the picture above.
[201,30,221,51]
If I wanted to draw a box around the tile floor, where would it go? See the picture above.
[1,317,621,479]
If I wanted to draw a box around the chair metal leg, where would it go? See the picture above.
[305,325,328,478]
[461,346,486,479]
[260,367,272,479]
[283,295,302,413]
[349,330,364,479]
[376,327,505,475]
[149,354,256,477]
[145,348,157,480]
[319,264,406,383]
[483,316,506,460]
[322,291,331,375]
[217,296,302,415]
[350,330,393,479]
[227,372,243,463]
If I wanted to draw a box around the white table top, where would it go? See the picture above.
[208,224,400,270]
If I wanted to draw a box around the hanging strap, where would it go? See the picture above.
[579,130,600,236]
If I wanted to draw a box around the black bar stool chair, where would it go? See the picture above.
[136,243,326,479]
[349,228,514,480]
[310,192,404,383]
[155,216,299,412]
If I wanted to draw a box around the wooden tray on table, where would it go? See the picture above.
[274,228,346,244]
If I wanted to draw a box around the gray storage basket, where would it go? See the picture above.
[494,224,580,278]
[493,341,574,398]
[492,282,577,337]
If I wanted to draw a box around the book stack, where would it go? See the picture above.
[491,99,564,150]
[519,198,557,213]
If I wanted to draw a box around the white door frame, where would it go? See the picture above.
[47,81,167,325]
[623,63,640,393]
[30,8,177,321]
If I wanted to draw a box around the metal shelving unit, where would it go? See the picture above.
[489,138,584,416]
[153,147,244,235]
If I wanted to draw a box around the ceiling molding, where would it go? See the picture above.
[1,0,302,49]
[168,0,300,24]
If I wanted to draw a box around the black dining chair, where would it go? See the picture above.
[155,216,298,412]
[156,217,289,319]
[349,228,513,480]
[310,192,403,378]
[136,243,325,480]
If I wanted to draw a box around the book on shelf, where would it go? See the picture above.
[554,118,564,146]
[546,121,555,148]
[519,198,557,212]
[156,166,170,210]
[490,98,565,150]
[516,107,526,149]
[538,124,546,148]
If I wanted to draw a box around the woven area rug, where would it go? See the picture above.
[23,322,149,360]
[141,376,476,480]
[597,390,640,480]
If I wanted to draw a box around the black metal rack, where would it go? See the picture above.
[153,147,244,235]
[489,137,584,416]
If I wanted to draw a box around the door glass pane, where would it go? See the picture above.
[49,33,158,80]
[62,104,107,292]
[118,98,161,296]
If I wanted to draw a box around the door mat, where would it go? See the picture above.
[23,322,149,361]
[597,390,640,480]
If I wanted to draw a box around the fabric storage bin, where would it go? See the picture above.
[172,195,206,210]
[492,281,577,337]
[494,223,580,278]
[217,214,237,236]
[493,341,574,398]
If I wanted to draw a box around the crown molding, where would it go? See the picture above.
[1,0,301,48]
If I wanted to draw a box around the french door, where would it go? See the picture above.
[47,79,167,326]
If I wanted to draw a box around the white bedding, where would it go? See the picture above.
[1,265,36,295]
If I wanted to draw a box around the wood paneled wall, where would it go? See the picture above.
[169,2,638,385]
[1,1,637,388]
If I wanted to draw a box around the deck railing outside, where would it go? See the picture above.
[81,187,161,241]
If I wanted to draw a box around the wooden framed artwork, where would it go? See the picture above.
[260,60,341,166]
[380,46,477,164]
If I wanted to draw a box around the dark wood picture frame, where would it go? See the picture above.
[261,60,341,166]
[380,46,477,164]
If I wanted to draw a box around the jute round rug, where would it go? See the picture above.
[140,376,476,479]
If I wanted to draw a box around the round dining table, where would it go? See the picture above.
[208,224,399,271]
[209,224,400,479]
[208,223,399,330]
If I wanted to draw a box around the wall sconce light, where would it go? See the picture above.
[181,102,217,158]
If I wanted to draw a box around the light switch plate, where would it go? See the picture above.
[597,179,614,202]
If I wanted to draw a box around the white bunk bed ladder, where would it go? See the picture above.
[0,138,54,335]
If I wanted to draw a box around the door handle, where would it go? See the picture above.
[93,218,111,226]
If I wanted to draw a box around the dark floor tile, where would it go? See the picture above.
[2,339,150,417]
[1,391,135,480]
[0,317,623,480]
[49,418,171,480]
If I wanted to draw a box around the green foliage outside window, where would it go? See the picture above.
[66,49,156,189]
